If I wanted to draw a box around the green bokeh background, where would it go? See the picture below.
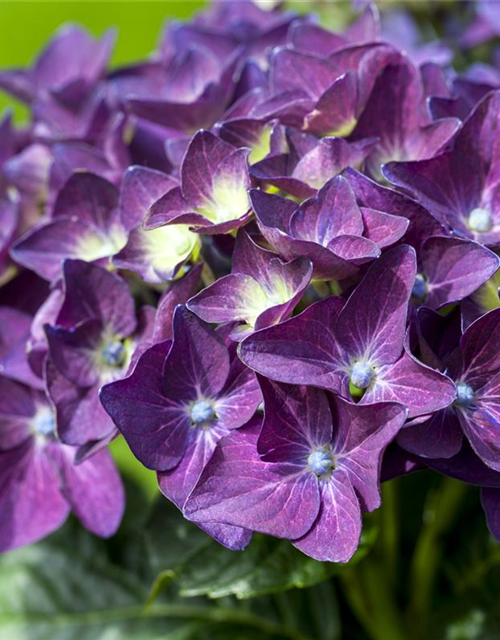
[0,1,207,120]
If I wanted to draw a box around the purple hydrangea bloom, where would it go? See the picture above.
[113,165,200,282]
[240,246,456,418]
[399,306,500,468]
[250,129,376,198]
[100,305,260,473]
[100,306,261,550]
[187,230,312,340]
[350,58,460,179]
[146,130,253,235]
[384,91,500,249]
[11,172,127,282]
[289,5,381,56]
[410,236,500,310]
[0,25,114,105]
[253,42,400,137]
[185,378,406,562]
[249,176,408,280]
[45,260,155,447]
[0,375,124,552]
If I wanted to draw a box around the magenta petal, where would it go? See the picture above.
[293,473,361,563]
[46,319,103,388]
[331,397,406,511]
[164,307,230,401]
[119,165,178,232]
[421,236,500,309]
[397,409,463,459]
[366,350,456,419]
[0,442,70,552]
[48,443,124,537]
[257,378,333,462]
[334,245,416,365]
[99,341,189,471]
[239,296,346,391]
[153,265,203,342]
[185,420,321,539]
[56,260,137,338]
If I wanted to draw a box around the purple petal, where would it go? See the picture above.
[421,236,500,309]
[46,319,103,388]
[185,419,321,540]
[119,165,178,232]
[331,397,407,511]
[164,307,230,402]
[99,341,189,471]
[153,265,203,342]
[0,306,42,389]
[460,308,500,386]
[397,408,463,459]
[46,361,116,446]
[257,378,333,462]
[0,442,70,552]
[239,296,346,390]
[48,443,124,537]
[293,473,361,563]
[365,350,456,419]
[334,245,416,365]
[0,377,35,450]
[10,218,124,282]
[360,207,409,249]
[113,223,197,283]
[214,354,261,429]
[56,260,137,338]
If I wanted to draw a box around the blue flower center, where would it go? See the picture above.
[102,340,126,367]
[455,382,474,408]
[190,399,216,425]
[32,408,56,437]
[350,362,374,390]
[468,208,492,233]
[308,449,334,476]
[412,273,427,301]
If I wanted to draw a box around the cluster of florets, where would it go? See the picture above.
[2,0,500,562]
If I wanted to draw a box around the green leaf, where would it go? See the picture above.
[0,518,317,640]
[145,499,211,576]
[178,530,374,600]
[0,524,197,640]
[144,498,376,601]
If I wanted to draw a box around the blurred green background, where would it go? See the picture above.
[0,1,207,120]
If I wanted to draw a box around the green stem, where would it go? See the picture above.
[406,477,468,637]
[341,561,406,640]
[380,480,399,589]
